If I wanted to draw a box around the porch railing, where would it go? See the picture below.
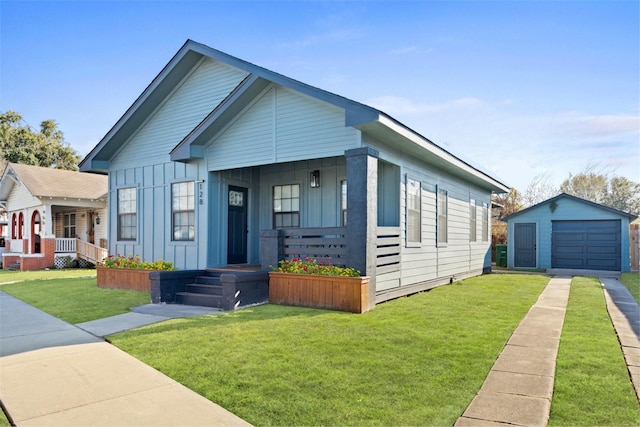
[54,238,108,265]
[55,238,76,253]
[376,227,401,275]
[281,227,348,265]
[77,239,109,265]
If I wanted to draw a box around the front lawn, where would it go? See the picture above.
[619,272,639,305]
[549,276,640,426]
[0,268,96,284]
[1,277,150,324]
[110,274,549,426]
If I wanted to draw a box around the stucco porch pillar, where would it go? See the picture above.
[345,147,379,309]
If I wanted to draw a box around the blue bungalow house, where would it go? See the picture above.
[80,40,509,309]
[503,193,637,272]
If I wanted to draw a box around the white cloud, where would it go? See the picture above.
[364,95,639,191]
[366,95,486,115]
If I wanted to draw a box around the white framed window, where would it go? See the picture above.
[273,184,300,228]
[340,180,347,226]
[437,187,448,244]
[172,181,195,241]
[117,187,137,241]
[406,178,421,245]
[470,200,477,242]
[482,202,489,242]
[63,213,76,238]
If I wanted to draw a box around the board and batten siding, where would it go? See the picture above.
[113,58,249,169]
[108,160,208,270]
[506,196,633,271]
[258,158,346,231]
[364,136,493,297]
[205,85,360,171]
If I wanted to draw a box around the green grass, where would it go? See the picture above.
[548,276,640,426]
[0,407,9,427]
[0,268,96,284]
[110,274,549,426]
[619,272,640,305]
[1,277,150,324]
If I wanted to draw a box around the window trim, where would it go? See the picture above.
[482,202,489,242]
[117,187,137,241]
[272,183,301,229]
[470,199,477,242]
[63,212,76,238]
[406,176,421,247]
[340,179,347,227]
[171,181,196,242]
[437,187,448,246]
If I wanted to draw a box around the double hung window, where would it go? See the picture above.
[172,182,195,241]
[118,187,137,240]
[273,184,300,228]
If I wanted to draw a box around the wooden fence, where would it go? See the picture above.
[631,223,639,271]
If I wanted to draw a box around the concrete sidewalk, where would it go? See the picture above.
[601,277,640,400]
[456,276,572,426]
[0,291,250,426]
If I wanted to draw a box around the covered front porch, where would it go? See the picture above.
[2,203,108,270]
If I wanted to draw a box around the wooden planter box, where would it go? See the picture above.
[269,272,370,313]
[97,266,152,292]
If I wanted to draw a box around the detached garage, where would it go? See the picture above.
[503,193,637,272]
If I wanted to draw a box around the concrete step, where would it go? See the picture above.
[175,292,224,308]
[185,283,223,295]
[195,276,221,286]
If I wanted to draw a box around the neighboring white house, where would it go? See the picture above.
[0,163,109,270]
[80,40,509,307]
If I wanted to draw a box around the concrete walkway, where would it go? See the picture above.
[0,291,250,426]
[457,273,640,426]
[456,276,572,426]
[601,277,640,400]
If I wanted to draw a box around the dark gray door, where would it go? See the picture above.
[552,220,621,271]
[227,186,248,264]
[514,223,536,268]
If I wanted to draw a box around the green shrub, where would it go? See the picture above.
[273,257,360,277]
[103,254,174,271]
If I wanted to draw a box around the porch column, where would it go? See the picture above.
[345,147,378,309]
[41,203,54,237]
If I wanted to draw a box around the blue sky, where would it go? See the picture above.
[1,0,638,192]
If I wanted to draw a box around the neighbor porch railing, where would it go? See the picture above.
[55,237,76,253]
[77,239,109,265]
[55,238,108,265]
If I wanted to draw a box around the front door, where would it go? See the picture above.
[514,223,536,268]
[88,211,95,244]
[227,186,248,264]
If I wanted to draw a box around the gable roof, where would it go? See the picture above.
[80,39,509,193]
[0,163,108,202]
[502,192,638,221]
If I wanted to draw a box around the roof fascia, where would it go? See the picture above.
[186,41,381,126]
[374,114,510,193]
[80,40,205,173]
[0,165,19,200]
[170,74,270,161]
[502,193,638,221]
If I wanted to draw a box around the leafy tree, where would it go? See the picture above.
[522,172,556,207]
[492,188,522,220]
[491,188,522,245]
[0,110,81,170]
[559,167,640,216]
